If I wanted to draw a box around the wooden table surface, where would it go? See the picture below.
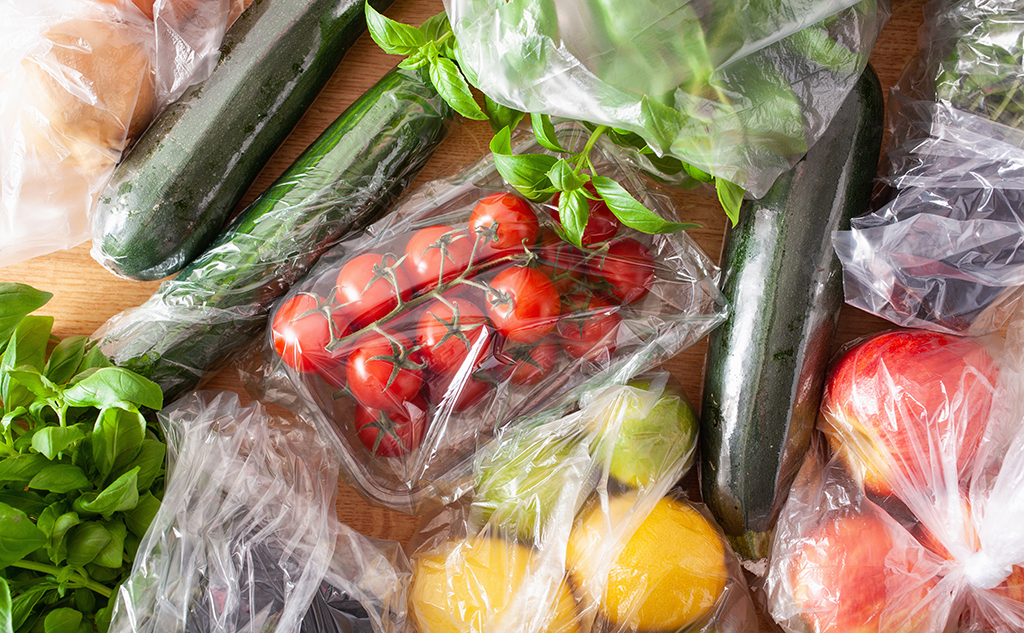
[0,0,926,628]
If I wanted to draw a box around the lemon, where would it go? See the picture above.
[410,535,581,633]
[567,494,728,631]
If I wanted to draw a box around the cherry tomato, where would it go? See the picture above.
[271,294,349,373]
[417,296,493,375]
[485,266,560,344]
[354,394,429,457]
[427,371,493,413]
[550,183,620,246]
[335,253,410,330]
[469,192,540,251]
[346,331,423,410]
[587,238,656,304]
[556,293,622,361]
[404,225,476,294]
[495,340,560,386]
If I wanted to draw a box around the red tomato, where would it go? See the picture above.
[556,293,622,361]
[588,238,656,304]
[354,394,429,457]
[404,225,476,294]
[550,183,620,246]
[469,192,540,251]
[346,331,423,410]
[485,266,560,344]
[417,296,492,375]
[271,294,349,374]
[335,253,411,330]
[496,340,560,386]
[427,371,493,413]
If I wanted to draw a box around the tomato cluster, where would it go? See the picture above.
[270,191,658,459]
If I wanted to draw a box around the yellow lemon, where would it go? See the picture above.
[567,494,728,631]
[410,535,580,633]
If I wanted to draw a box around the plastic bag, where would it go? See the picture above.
[444,0,889,197]
[254,122,726,513]
[404,376,757,633]
[109,391,409,633]
[766,323,1024,632]
[834,0,1024,334]
[0,0,249,268]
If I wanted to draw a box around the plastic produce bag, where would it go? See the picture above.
[255,122,726,513]
[0,0,250,268]
[404,376,758,633]
[766,323,1024,632]
[109,391,409,633]
[444,0,888,197]
[834,0,1024,334]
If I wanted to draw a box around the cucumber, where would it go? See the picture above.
[91,0,395,281]
[699,66,884,560]
[95,67,454,400]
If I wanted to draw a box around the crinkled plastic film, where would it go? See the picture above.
[834,0,1024,334]
[109,391,409,633]
[0,0,250,268]
[766,324,1024,632]
[444,0,889,197]
[256,123,727,514]
[403,376,758,633]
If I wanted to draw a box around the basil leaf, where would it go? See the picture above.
[715,177,745,226]
[92,408,145,482]
[0,284,51,356]
[76,345,112,374]
[420,11,450,41]
[0,407,26,436]
[547,160,585,192]
[493,153,558,201]
[0,501,47,567]
[93,520,126,569]
[80,468,139,518]
[117,440,165,494]
[43,337,87,385]
[65,522,110,567]
[592,177,698,233]
[484,96,525,134]
[558,188,590,248]
[638,95,685,151]
[0,491,46,517]
[1,316,54,409]
[364,2,426,56]
[428,56,487,120]
[489,127,514,155]
[73,588,95,615]
[63,367,162,412]
[31,426,86,461]
[48,512,80,564]
[6,369,59,401]
[94,602,113,633]
[531,113,565,152]
[10,584,47,632]
[0,454,49,483]
[124,492,161,539]
[0,577,12,633]
[43,608,81,633]
[682,161,713,183]
[28,465,90,494]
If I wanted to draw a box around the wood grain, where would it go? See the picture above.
[0,0,927,628]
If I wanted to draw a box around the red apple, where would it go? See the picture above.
[820,330,998,499]
[790,511,938,633]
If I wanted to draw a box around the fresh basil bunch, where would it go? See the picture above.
[365,5,706,244]
[0,283,165,633]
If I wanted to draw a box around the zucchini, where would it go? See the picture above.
[95,67,454,400]
[91,0,395,281]
[699,66,884,560]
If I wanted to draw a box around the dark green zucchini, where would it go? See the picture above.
[699,66,884,560]
[91,0,394,281]
[95,67,453,400]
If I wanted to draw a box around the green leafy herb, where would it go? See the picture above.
[0,286,165,633]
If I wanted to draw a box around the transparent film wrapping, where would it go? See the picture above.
[254,123,727,514]
[834,0,1024,334]
[109,390,409,633]
[766,324,1024,632]
[403,376,759,633]
[444,0,889,197]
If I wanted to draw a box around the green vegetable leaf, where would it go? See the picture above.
[44,337,87,385]
[546,159,586,192]
[63,368,163,412]
[117,440,165,494]
[489,133,559,201]
[10,585,47,632]
[65,522,110,567]
[94,602,113,633]
[0,284,51,356]
[80,468,140,518]
[715,177,745,226]
[428,56,487,120]
[48,512,81,564]
[0,501,47,567]
[0,577,12,633]
[0,407,26,436]
[489,127,513,155]
[484,96,525,134]
[76,346,112,374]
[6,369,60,401]
[531,113,565,152]
[682,162,713,183]
[43,608,81,633]
[591,177,698,233]
[124,492,161,539]
[0,454,49,483]
[420,11,450,42]
[92,408,145,482]
[638,95,686,151]
[364,2,426,56]
[1,316,54,410]
[74,588,95,615]
[558,188,590,248]
[93,520,126,569]
[31,426,86,461]
[28,465,91,494]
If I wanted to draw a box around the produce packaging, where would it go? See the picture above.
[0,0,252,269]
[835,0,1024,334]
[109,391,410,633]
[445,0,889,198]
[700,66,884,561]
[95,66,453,401]
[405,377,758,633]
[257,123,726,513]
[766,325,1024,632]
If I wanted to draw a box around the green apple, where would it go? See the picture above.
[590,376,699,488]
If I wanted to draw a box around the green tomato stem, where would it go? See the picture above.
[8,561,112,599]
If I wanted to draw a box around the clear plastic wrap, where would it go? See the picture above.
[255,123,727,514]
[834,0,1024,334]
[403,376,758,633]
[766,324,1024,633]
[0,0,249,268]
[109,391,409,633]
[443,0,889,197]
